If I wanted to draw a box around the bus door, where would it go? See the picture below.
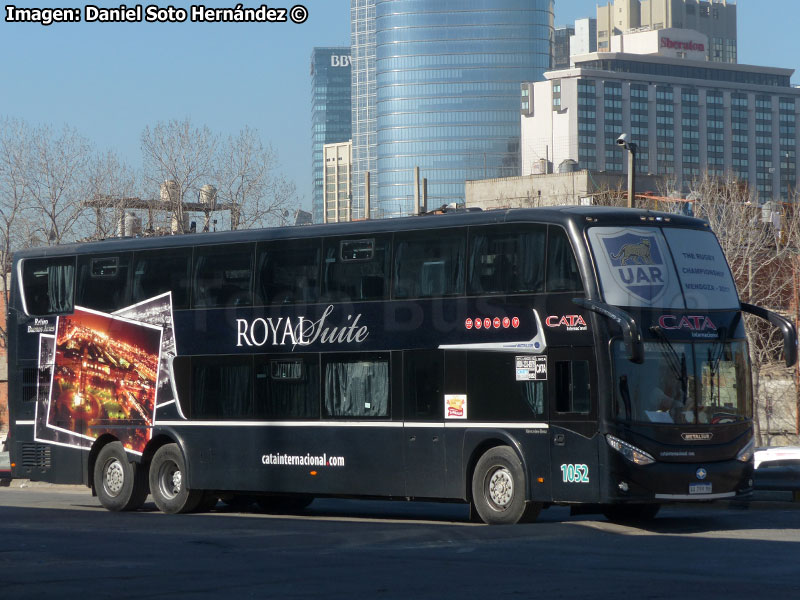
[402,350,446,498]
[547,347,601,502]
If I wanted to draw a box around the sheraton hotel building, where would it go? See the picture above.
[316,2,800,221]
[521,28,800,204]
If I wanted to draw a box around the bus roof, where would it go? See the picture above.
[13,206,708,260]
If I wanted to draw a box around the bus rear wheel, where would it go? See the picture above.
[471,446,540,525]
[149,444,202,514]
[94,441,149,512]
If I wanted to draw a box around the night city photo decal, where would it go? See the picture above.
[114,292,180,418]
[46,305,163,454]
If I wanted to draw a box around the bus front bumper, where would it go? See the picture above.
[606,457,754,503]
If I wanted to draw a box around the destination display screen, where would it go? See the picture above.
[588,226,740,310]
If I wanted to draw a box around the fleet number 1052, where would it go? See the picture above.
[560,463,590,483]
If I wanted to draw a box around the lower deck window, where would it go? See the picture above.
[555,360,591,414]
[255,356,320,419]
[190,356,253,420]
[467,353,546,420]
[324,354,389,418]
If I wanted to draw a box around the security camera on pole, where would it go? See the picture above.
[617,133,637,209]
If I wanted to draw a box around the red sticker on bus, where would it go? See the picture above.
[483,318,491,329]
[465,318,473,330]
[493,318,501,329]
[502,317,510,328]
[475,318,482,329]
[512,317,520,328]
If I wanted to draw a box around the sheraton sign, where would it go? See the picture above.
[661,37,705,52]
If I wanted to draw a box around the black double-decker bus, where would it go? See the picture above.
[7,207,795,524]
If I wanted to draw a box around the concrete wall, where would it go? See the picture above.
[465,170,665,210]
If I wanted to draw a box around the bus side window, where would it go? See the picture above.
[323,353,389,418]
[403,350,444,419]
[468,225,546,295]
[322,237,390,302]
[254,355,320,419]
[393,231,465,299]
[255,241,320,305]
[20,256,75,315]
[189,355,254,420]
[75,254,131,312]
[467,352,546,419]
[555,360,591,414]
[546,227,583,293]
[193,244,253,308]
[132,248,192,309]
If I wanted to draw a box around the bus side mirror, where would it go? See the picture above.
[573,298,644,364]
[741,303,798,368]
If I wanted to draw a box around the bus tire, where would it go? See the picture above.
[471,446,533,525]
[602,503,661,524]
[149,444,202,514]
[94,441,149,512]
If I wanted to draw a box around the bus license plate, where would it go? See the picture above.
[689,483,712,495]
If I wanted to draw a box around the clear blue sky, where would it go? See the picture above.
[0,1,796,211]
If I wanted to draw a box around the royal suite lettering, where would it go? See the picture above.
[236,305,369,348]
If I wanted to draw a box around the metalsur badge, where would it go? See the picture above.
[601,232,668,302]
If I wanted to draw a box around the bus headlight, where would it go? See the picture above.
[736,438,755,463]
[606,435,655,466]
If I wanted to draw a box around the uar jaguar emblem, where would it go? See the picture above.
[602,233,667,302]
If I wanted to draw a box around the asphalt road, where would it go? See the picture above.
[1,484,800,599]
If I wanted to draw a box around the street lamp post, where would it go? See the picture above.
[617,133,637,209]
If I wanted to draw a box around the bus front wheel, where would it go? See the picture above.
[149,444,202,514]
[93,441,149,512]
[471,447,540,525]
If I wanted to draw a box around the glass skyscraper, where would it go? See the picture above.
[374,0,553,216]
[311,47,352,224]
[350,0,378,220]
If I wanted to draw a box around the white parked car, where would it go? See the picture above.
[754,447,800,469]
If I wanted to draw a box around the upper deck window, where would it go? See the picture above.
[76,253,130,312]
[468,225,546,295]
[322,236,390,302]
[20,256,75,316]
[546,227,583,293]
[256,240,320,305]
[132,247,192,309]
[394,230,465,299]
[193,244,253,308]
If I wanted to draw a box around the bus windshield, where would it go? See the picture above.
[612,339,752,425]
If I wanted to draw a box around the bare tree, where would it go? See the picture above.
[214,127,298,230]
[26,124,92,245]
[141,118,218,234]
[690,174,800,445]
[84,150,140,239]
[0,118,34,348]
